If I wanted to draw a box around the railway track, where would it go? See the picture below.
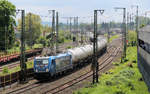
[5,45,120,94]
[0,49,42,66]
[44,47,120,94]
[0,54,42,72]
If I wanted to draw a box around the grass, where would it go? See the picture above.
[0,60,34,76]
[33,44,43,49]
[110,35,119,42]
[74,46,150,94]
[64,38,72,43]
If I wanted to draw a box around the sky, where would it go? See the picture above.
[8,0,150,23]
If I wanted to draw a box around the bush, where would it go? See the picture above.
[27,61,33,68]
[66,46,72,49]
[128,31,137,46]
[58,37,65,43]
[36,36,47,47]
[15,40,20,47]
[3,66,9,74]
[105,80,112,86]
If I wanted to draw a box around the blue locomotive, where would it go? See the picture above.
[34,53,72,77]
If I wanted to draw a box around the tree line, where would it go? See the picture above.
[0,0,16,51]
[0,0,53,51]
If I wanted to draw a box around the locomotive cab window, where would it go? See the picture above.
[43,60,48,64]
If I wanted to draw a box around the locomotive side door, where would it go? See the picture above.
[50,59,56,76]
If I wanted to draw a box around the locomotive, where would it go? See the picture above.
[33,37,107,78]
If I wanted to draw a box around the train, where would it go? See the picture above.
[0,48,42,65]
[33,37,107,79]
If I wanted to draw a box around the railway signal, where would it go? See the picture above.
[93,9,104,84]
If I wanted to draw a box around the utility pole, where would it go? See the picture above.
[73,17,76,42]
[20,10,27,83]
[4,11,8,53]
[74,17,76,33]
[76,17,79,44]
[93,10,98,84]
[52,10,55,55]
[130,14,132,30]
[81,26,83,44]
[123,8,127,59]
[5,22,7,53]
[48,10,55,55]
[127,12,129,42]
[56,12,59,53]
[93,10,104,84]
[104,22,109,43]
[29,13,32,48]
[136,6,139,51]
[131,5,139,64]
[107,23,110,43]
[114,7,127,60]
[131,13,134,30]
[67,18,69,31]
[145,12,147,25]
[69,17,72,39]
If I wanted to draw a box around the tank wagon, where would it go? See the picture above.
[138,25,150,90]
[34,37,107,78]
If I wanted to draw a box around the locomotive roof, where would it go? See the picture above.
[56,53,71,58]
[35,53,70,60]
[35,56,51,59]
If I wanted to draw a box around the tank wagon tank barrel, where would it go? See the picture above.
[67,37,107,63]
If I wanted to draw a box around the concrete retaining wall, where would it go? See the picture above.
[138,25,150,90]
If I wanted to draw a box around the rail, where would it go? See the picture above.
[4,46,120,94]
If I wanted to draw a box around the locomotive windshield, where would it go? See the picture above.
[36,59,49,65]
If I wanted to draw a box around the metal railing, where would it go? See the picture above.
[0,68,34,89]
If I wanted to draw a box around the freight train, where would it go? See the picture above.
[33,37,107,78]
[0,48,42,65]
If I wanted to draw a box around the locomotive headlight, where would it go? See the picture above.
[46,68,49,72]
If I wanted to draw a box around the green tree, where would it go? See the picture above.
[18,13,42,48]
[0,0,16,51]
[128,30,137,46]
[36,36,47,47]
